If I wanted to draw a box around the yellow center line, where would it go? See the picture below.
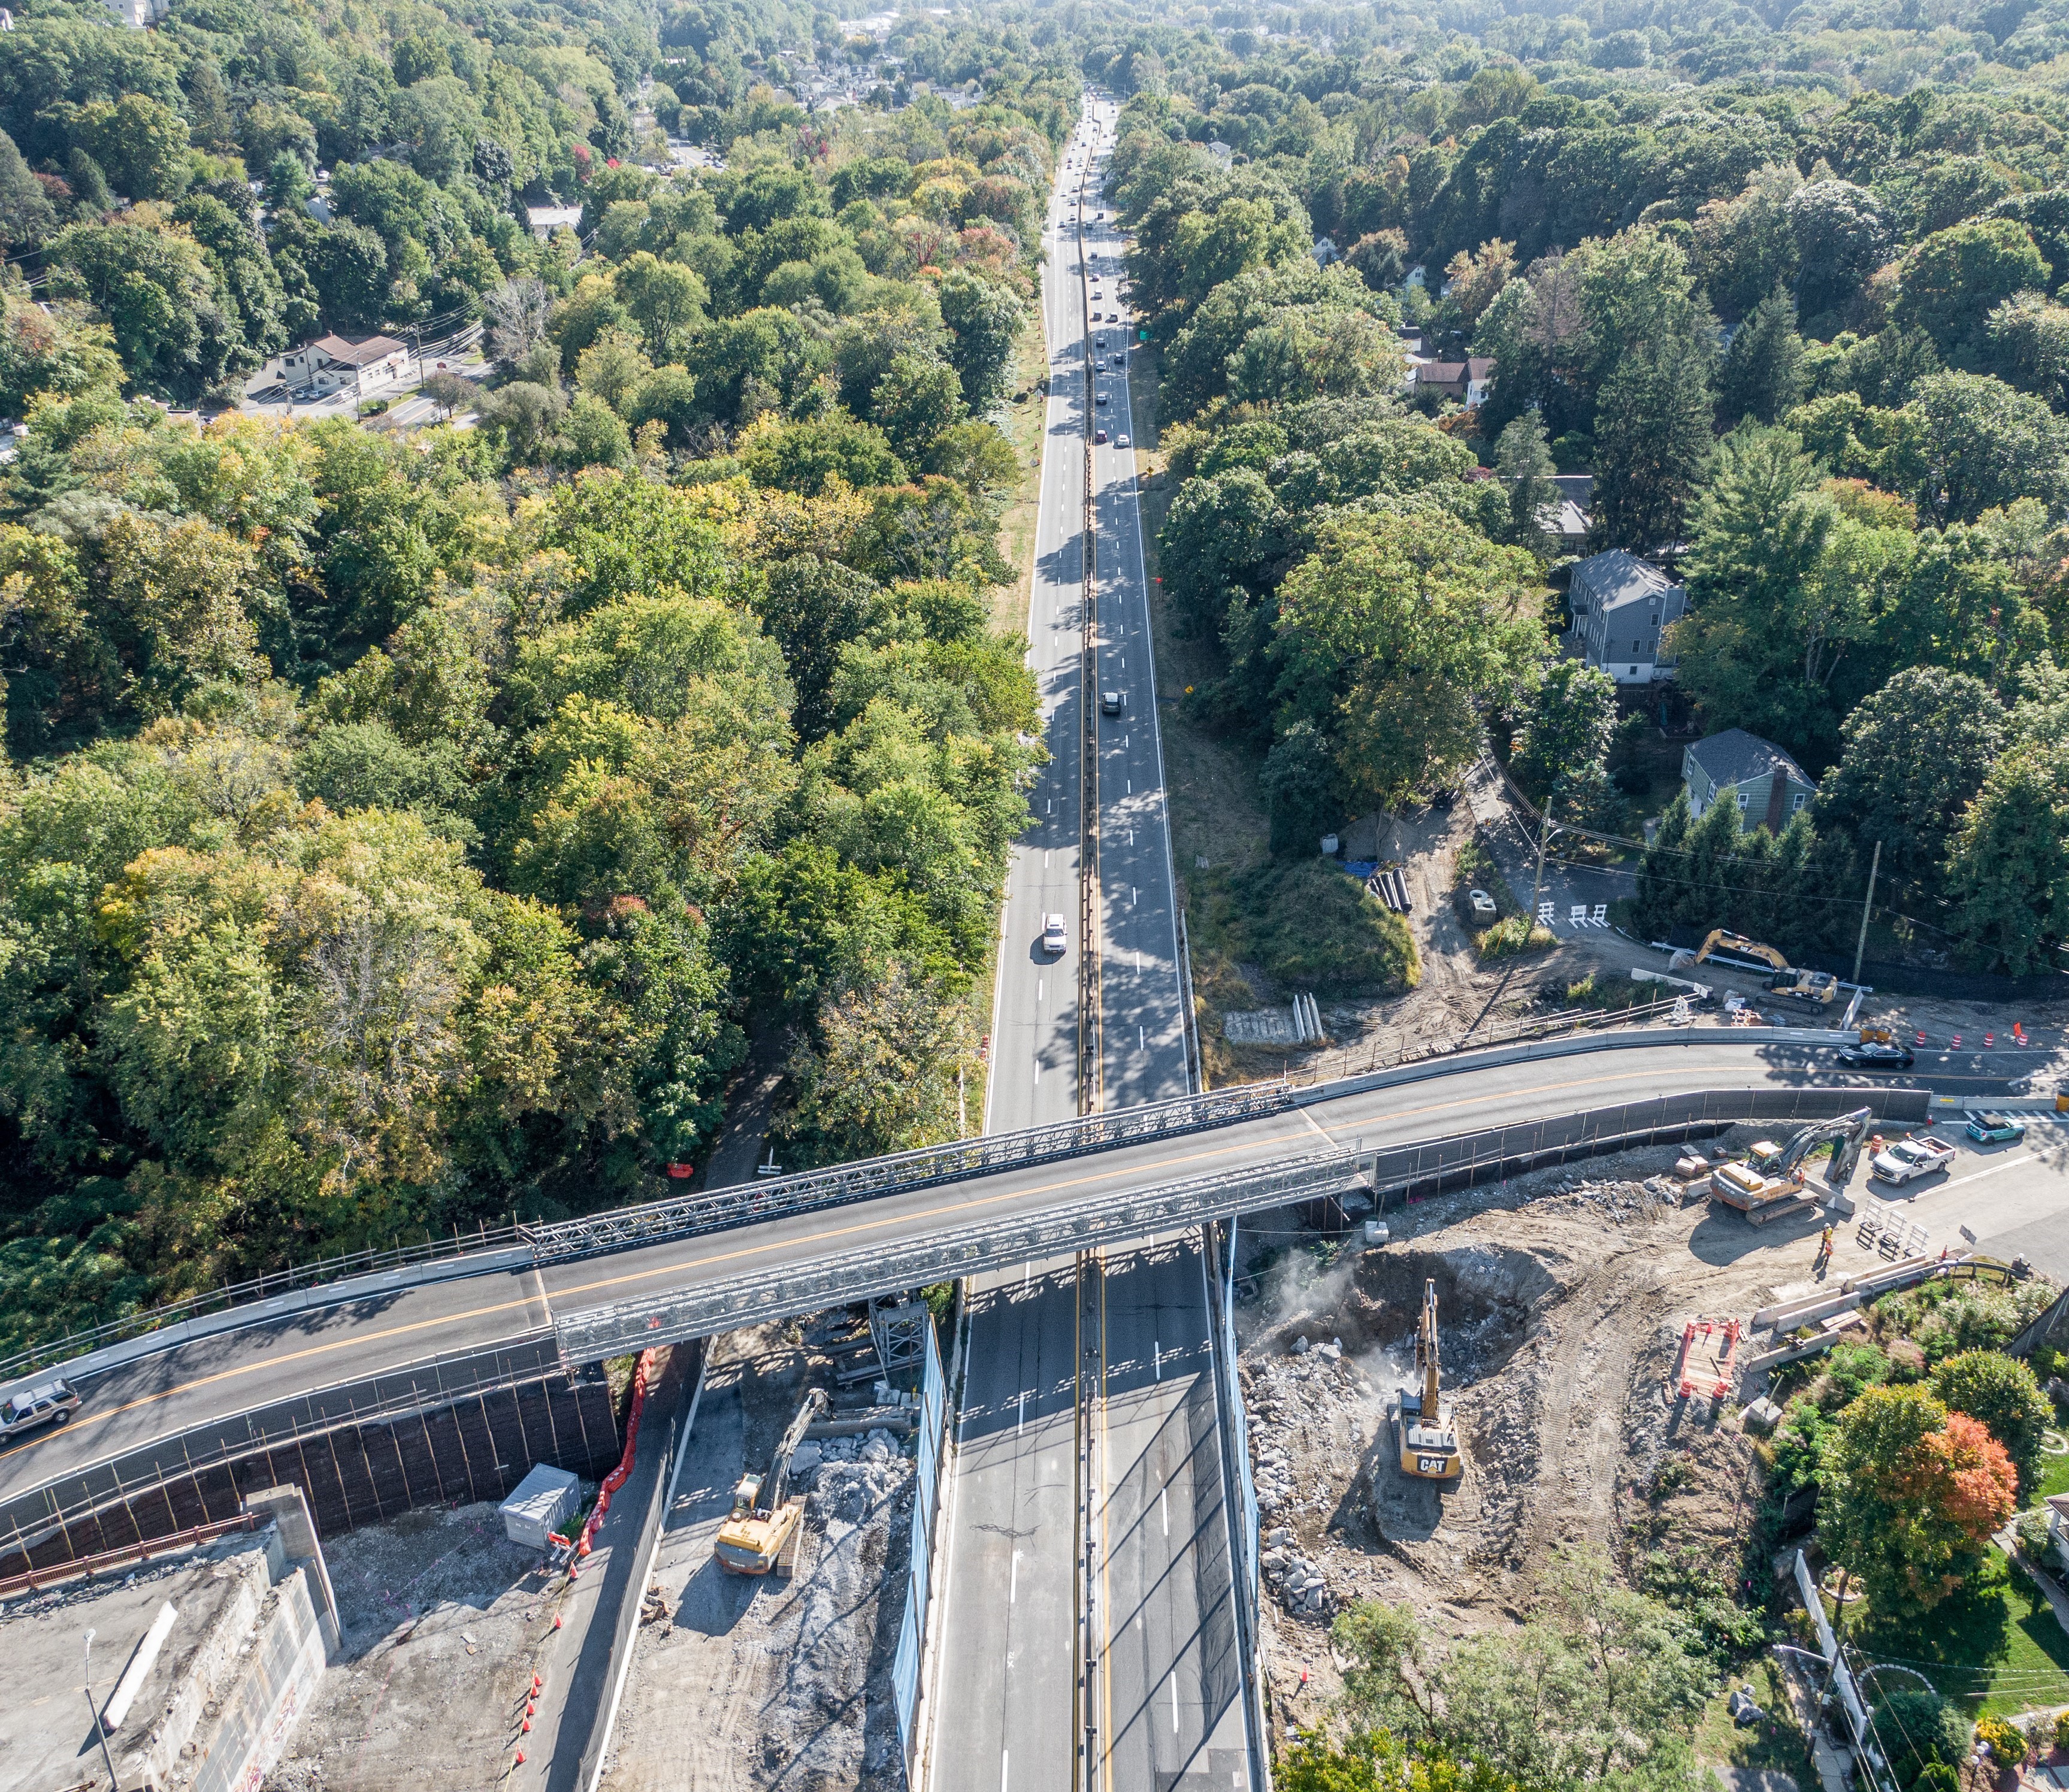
[5,1055,1873,1470]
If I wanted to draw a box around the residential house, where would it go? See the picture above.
[267,334,413,398]
[2047,1493,2069,1578]
[525,204,582,240]
[1533,473,1593,547]
[1566,548,1685,683]
[1682,729,1817,829]
[1414,356,1495,407]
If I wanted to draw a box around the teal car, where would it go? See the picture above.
[1965,1112,2027,1144]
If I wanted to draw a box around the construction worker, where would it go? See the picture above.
[1814,1225,1835,1277]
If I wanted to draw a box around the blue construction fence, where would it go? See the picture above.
[891,1312,947,1771]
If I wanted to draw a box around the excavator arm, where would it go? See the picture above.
[1775,1109,1874,1183]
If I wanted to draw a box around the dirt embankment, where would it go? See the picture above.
[1238,1147,1809,1743]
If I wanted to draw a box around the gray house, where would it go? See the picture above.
[1683,729,1817,830]
[1567,550,1686,685]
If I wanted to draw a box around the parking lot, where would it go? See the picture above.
[1853,1113,2069,1284]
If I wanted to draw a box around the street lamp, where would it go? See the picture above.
[83,1629,120,1791]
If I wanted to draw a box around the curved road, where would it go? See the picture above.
[0,1033,2003,1512]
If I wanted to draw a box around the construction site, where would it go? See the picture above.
[1233,1111,2069,1754]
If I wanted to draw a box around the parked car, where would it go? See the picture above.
[1468,889,1497,918]
[1966,1112,2028,1144]
[1870,1134,1957,1185]
[1837,1040,1916,1069]
[1042,913,1067,955]
[0,1377,80,1441]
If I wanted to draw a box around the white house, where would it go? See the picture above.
[266,334,413,399]
[1566,549,1686,684]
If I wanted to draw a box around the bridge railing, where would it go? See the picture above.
[520,1079,1296,1264]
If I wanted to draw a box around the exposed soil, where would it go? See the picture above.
[1235,1142,1814,1748]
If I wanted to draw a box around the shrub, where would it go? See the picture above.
[1213,859,1419,992]
[1475,913,1557,958]
[2055,1708,2069,1751]
[1976,1712,2026,1765]
[1876,1688,1970,1790]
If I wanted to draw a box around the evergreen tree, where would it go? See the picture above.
[1493,410,1559,551]
[1716,280,1805,426]
[1593,331,1716,549]
[0,128,52,249]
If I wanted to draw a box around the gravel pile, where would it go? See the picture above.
[1546,1175,1689,1225]
[1260,1525,1340,1621]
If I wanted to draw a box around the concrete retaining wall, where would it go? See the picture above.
[187,1563,328,1792]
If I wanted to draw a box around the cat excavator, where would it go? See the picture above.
[1681,930,1840,1007]
[1711,1107,1873,1224]
[1393,1279,1463,1481]
[713,1387,827,1575]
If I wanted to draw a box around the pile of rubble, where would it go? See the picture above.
[1544,1175,1689,1225]
[1261,1526,1342,1621]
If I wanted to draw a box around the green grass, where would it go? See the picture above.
[2040,1422,2069,1500]
[1694,1655,1819,1788]
[1195,858,1418,994]
[1842,1549,2069,1720]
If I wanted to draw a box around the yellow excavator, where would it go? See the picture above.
[1687,930,1840,1007]
[1711,1108,1873,1224]
[1394,1279,1463,1481]
[713,1387,827,1575]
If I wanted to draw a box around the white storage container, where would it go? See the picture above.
[500,1463,580,1548]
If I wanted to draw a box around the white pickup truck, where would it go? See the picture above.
[1869,1134,1957,1186]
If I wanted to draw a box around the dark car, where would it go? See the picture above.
[1837,1040,1916,1070]
[1100,689,1124,715]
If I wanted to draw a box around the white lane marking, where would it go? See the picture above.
[1127,779,1132,794]
[1154,1338,1161,1381]
[1140,1027,1146,1051]
[1932,1154,2037,1193]
[1017,1390,1026,1434]
[1001,1751,1009,1792]
[1033,1057,1041,1083]
[1011,1548,1021,1601]
[1169,1670,1179,1733]
[1037,979,1044,1001]
[1161,1484,1169,1535]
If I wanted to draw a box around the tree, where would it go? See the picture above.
[1815,668,2006,907]
[1271,510,1544,809]
[1332,1546,1713,1792]
[1929,1350,2053,1496]
[615,252,707,361]
[871,352,964,464]
[1263,721,1341,856]
[73,94,190,202]
[1442,236,1515,327]
[1717,281,1804,426]
[485,277,552,373]
[419,372,475,422]
[574,328,655,413]
[1593,332,1718,549]
[0,293,120,416]
[45,217,230,399]
[1908,372,2069,523]
[1985,290,2069,410]
[1278,1730,1515,1792]
[1896,219,2051,368]
[937,270,1023,413]
[1493,412,1558,550]
[1820,1384,2017,1617]
[1512,661,1617,799]
[1944,741,2069,975]
[0,126,53,249]
[1787,181,1891,321]
[737,414,905,497]
[780,961,973,1163]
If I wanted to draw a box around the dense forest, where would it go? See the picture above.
[1101,0,2069,980]
[0,0,2066,1348]
[0,0,1072,1347]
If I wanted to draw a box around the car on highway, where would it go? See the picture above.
[1094,334,1107,348]
[0,1376,80,1440]
[1870,1134,1957,1185]
[1100,689,1124,715]
[1094,428,1107,443]
[1095,391,1108,405]
[1837,1039,1916,1069]
[1966,1112,2028,1144]
[1116,434,1130,448]
[1094,358,1106,370]
[1041,913,1067,955]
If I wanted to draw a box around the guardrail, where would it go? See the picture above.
[551,1083,1923,1365]
[0,1221,528,1392]
[520,1080,1294,1264]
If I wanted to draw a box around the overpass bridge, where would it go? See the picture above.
[0,1027,1956,1560]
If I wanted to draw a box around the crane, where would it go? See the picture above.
[1393,1279,1462,1481]
[713,1387,828,1575]
[1711,1108,1873,1222]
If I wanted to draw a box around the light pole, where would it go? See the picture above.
[83,1629,120,1791]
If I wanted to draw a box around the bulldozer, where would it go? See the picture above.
[1393,1279,1462,1481]
[1684,930,1840,1007]
[1710,1108,1873,1224]
[713,1387,828,1575]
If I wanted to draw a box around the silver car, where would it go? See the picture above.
[1,1377,81,1440]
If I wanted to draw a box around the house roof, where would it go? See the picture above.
[1686,728,1815,791]
[1466,356,1495,379]
[1572,548,1676,609]
[1536,498,1590,537]
[1416,361,1467,381]
[309,333,405,367]
[1551,472,1593,504]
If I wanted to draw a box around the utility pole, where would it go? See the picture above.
[1528,785,1558,933]
[1852,840,1881,986]
[84,1630,120,1791]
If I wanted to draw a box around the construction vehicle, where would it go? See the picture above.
[1710,1108,1873,1224]
[713,1387,828,1575]
[1393,1279,1462,1481]
[1683,930,1840,1007]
